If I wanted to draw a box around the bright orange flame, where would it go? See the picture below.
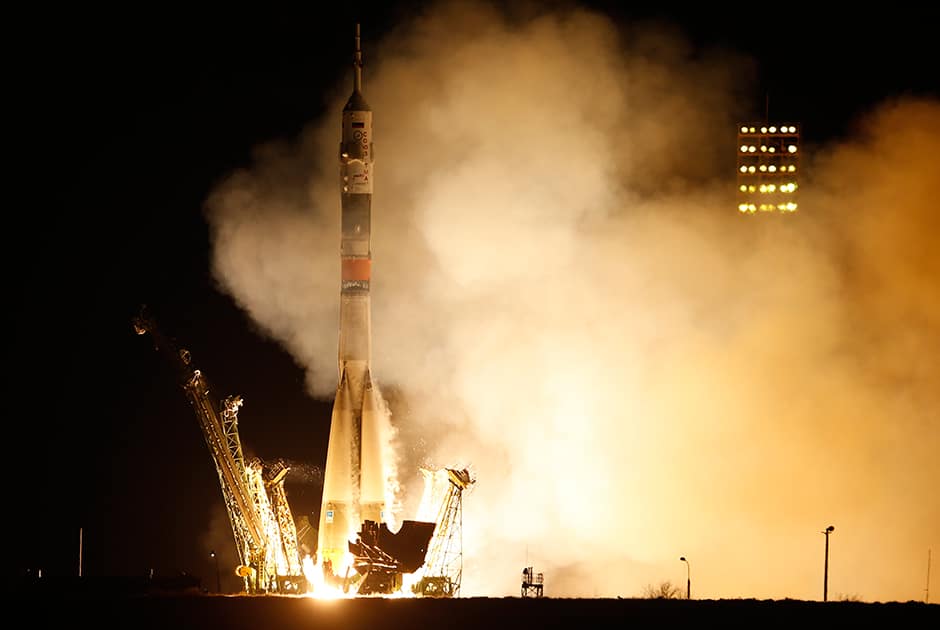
[303,554,355,599]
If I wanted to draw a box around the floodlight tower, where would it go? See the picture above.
[736,123,800,214]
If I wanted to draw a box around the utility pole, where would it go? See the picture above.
[79,527,83,577]
[679,556,691,599]
[822,525,834,601]
[926,549,931,604]
[210,550,221,593]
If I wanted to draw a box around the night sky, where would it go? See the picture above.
[12,1,938,596]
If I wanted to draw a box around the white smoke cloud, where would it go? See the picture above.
[204,0,939,601]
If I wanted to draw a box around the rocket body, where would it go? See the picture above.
[317,25,387,576]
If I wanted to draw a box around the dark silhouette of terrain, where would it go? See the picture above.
[11,576,937,629]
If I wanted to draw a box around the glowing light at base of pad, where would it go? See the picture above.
[303,554,354,599]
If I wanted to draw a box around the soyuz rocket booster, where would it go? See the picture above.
[317,23,387,576]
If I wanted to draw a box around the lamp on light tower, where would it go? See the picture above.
[822,526,835,602]
[210,550,221,593]
[679,556,690,599]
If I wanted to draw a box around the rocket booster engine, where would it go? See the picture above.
[317,23,387,577]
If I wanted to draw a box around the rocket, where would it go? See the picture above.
[317,23,387,578]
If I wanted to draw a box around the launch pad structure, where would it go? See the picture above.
[134,307,472,598]
[133,308,306,594]
[413,468,474,598]
[521,567,544,598]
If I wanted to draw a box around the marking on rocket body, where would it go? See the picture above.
[342,258,371,282]
[345,161,371,191]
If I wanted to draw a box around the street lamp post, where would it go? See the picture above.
[679,556,690,599]
[822,526,835,602]
[210,550,221,593]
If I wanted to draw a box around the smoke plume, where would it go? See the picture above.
[204,1,939,600]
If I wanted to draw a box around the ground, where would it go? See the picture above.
[11,578,938,629]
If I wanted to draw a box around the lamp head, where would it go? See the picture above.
[826,525,835,533]
[680,556,687,562]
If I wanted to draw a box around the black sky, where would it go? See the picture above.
[10,1,938,590]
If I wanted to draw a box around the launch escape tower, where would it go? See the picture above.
[414,468,474,598]
[736,123,800,214]
[134,309,305,594]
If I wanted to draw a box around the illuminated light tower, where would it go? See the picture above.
[736,123,800,214]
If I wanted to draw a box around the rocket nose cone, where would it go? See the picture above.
[344,90,371,112]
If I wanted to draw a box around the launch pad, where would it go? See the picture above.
[348,520,436,595]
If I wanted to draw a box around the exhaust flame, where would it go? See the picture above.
[303,551,359,599]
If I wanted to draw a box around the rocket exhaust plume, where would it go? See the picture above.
[205,1,939,601]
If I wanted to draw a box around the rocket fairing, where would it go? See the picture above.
[317,23,388,577]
